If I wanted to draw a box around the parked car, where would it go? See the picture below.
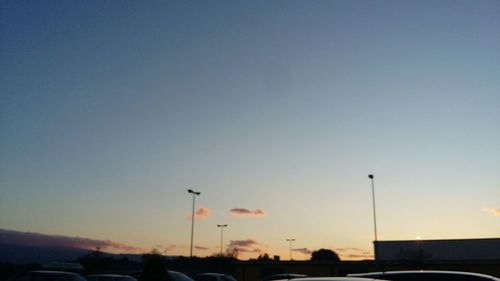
[348,270,500,281]
[8,271,87,281]
[193,273,237,281]
[85,274,137,281]
[261,274,308,281]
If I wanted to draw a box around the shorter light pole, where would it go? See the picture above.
[188,189,201,258]
[286,238,295,260]
[217,224,228,256]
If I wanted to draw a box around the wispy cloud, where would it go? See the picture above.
[228,239,264,253]
[229,239,258,247]
[230,208,266,217]
[293,248,312,255]
[161,244,177,252]
[0,229,147,254]
[188,207,212,220]
[195,245,210,251]
[334,247,372,260]
[482,208,500,216]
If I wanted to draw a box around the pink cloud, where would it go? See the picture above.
[188,207,212,220]
[230,208,266,217]
[0,229,147,254]
[482,208,500,216]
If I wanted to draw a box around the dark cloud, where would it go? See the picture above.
[230,208,266,217]
[233,247,262,253]
[0,229,146,253]
[227,239,263,254]
[228,239,258,247]
[194,246,210,251]
[293,248,312,255]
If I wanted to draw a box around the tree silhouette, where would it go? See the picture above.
[256,253,271,261]
[310,249,340,261]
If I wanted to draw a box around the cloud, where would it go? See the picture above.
[233,247,262,253]
[227,239,263,254]
[194,245,210,251]
[333,247,372,260]
[346,253,373,259]
[0,229,147,254]
[160,244,176,252]
[188,207,212,220]
[230,208,266,217]
[293,248,312,255]
[482,208,500,216]
[229,239,259,247]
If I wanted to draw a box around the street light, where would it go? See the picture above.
[188,189,201,258]
[368,174,378,261]
[217,224,228,256]
[286,238,295,260]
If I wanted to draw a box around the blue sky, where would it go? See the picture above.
[1,0,499,260]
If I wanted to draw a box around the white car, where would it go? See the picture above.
[348,270,500,281]
[291,277,388,281]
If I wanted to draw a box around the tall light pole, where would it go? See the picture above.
[368,174,378,261]
[188,189,200,258]
[217,224,228,256]
[286,238,295,260]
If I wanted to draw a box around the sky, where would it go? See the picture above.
[1,0,499,260]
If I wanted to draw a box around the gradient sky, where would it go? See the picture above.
[1,0,499,260]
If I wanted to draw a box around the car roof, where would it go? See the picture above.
[31,271,79,276]
[293,278,388,281]
[263,274,307,279]
[85,275,133,277]
[348,270,499,280]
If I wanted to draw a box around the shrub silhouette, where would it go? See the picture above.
[310,249,340,261]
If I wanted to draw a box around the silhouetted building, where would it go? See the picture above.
[376,238,500,262]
